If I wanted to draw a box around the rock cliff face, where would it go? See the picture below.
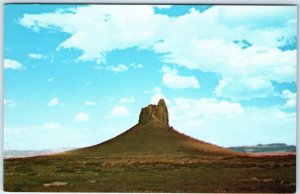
[138,99,169,126]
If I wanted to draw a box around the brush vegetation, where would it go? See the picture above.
[4,154,296,192]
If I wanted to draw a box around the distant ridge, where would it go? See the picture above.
[4,148,75,158]
[229,143,296,153]
[64,99,236,157]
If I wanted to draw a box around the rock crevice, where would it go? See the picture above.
[138,99,169,126]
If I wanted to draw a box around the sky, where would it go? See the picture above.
[4,4,297,150]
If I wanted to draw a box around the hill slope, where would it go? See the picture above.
[65,121,235,156]
[64,99,236,157]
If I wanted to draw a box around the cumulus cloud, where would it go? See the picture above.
[151,93,168,105]
[19,5,169,64]
[4,59,23,70]
[153,7,296,99]
[162,66,200,89]
[110,105,129,117]
[119,97,135,104]
[18,5,296,99]
[74,112,90,122]
[129,63,144,68]
[158,38,295,98]
[47,98,59,107]
[106,64,128,72]
[28,53,46,59]
[144,86,170,105]
[170,97,244,119]
[95,64,128,72]
[19,6,296,61]
[214,77,274,100]
[282,90,296,107]
[169,97,296,146]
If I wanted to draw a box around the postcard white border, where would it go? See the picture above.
[0,1,299,194]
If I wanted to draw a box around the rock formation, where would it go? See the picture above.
[138,99,169,126]
[66,98,236,157]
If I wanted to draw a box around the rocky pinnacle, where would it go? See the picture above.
[138,99,169,126]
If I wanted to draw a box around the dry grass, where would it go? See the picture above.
[4,154,296,192]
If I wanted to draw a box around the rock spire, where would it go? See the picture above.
[138,99,169,125]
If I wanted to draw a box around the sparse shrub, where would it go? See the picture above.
[16,165,34,174]
[54,167,75,173]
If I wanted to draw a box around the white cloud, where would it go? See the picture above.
[169,97,296,146]
[95,64,129,72]
[152,7,296,99]
[215,79,228,96]
[19,5,296,99]
[214,77,274,100]
[19,5,169,64]
[74,112,90,122]
[19,6,296,63]
[170,97,244,119]
[165,7,295,97]
[110,105,129,117]
[4,99,18,108]
[217,6,296,34]
[145,86,170,105]
[47,98,59,107]
[119,97,135,104]
[28,53,46,59]
[158,39,295,99]
[4,59,23,70]
[151,93,168,105]
[152,86,162,93]
[43,122,62,129]
[162,66,200,89]
[129,63,144,68]
[282,90,296,107]
[85,101,96,106]
[106,64,128,72]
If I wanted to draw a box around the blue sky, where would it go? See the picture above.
[4,4,297,150]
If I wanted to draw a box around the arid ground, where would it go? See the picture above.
[4,153,296,192]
